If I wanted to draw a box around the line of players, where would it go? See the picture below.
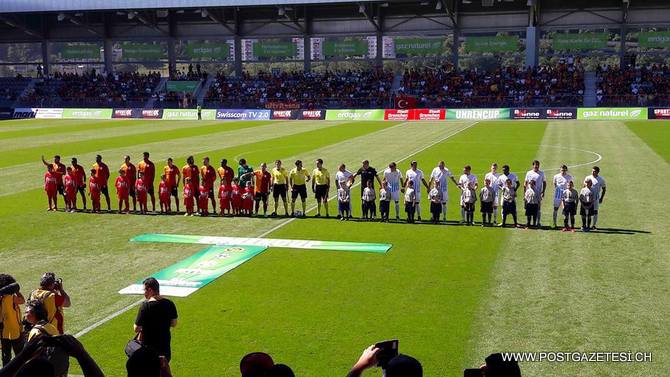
[41,154,606,230]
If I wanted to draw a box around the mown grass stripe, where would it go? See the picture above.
[0,119,172,140]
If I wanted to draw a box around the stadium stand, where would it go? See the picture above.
[0,77,32,107]
[596,64,670,107]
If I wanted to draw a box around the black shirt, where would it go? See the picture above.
[356,167,378,191]
[135,298,178,359]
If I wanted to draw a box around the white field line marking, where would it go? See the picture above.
[74,120,478,339]
[257,121,479,238]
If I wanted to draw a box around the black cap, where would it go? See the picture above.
[385,354,422,377]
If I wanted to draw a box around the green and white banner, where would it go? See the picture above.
[577,107,648,120]
[119,245,267,297]
[638,32,670,48]
[325,109,385,121]
[253,41,297,58]
[445,108,510,120]
[131,233,392,253]
[552,33,609,51]
[166,81,200,92]
[162,109,215,120]
[323,39,368,57]
[185,42,230,60]
[59,44,100,60]
[463,36,518,53]
[394,38,445,56]
[120,42,166,60]
[62,108,113,119]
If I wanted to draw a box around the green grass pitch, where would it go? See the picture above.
[1,119,669,376]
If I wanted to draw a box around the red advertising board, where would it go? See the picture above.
[413,108,446,120]
[652,108,670,119]
[384,109,411,121]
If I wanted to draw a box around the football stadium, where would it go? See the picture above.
[1,0,669,376]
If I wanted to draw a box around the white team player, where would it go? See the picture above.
[552,164,573,228]
[335,163,353,218]
[405,160,429,221]
[484,163,501,224]
[429,161,458,222]
[495,164,519,224]
[458,165,478,223]
[383,162,404,220]
[584,166,606,229]
[524,160,546,227]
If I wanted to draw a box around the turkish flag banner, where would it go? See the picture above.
[395,96,417,109]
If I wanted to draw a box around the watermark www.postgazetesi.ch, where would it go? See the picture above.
[501,352,653,363]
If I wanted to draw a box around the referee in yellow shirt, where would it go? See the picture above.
[289,160,311,217]
[311,158,331,217]
[271,159,290,217]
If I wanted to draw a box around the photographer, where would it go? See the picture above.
[0,275,24,366]
[28,273,71,335]
[346,344,422,377]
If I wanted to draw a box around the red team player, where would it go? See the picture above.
[242,181,254,215]
[183,177,195,216]
[44,165,58,211]
[115,169,130,213]
[231,178,242,216]
[159,175,171,214]
[135,171,148,214]
[198,179,210,216]
[63,167,78,212]
[89,169,101,213]
[218,178,232,216]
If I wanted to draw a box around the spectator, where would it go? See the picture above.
[596,64,670,106]
[346,345,422,377]
[240,352,274,377]
[133,277,178,375]
[480,353,521,377]
[28,272,71,334]
[0,275,24,366]
[126,347,161,377]
[265,364,295,377]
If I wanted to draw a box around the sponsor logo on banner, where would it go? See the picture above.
[265,101,300,111]
[414,109,446,120]
[271,110,297,120]
[163,109,199,120]
[216,109,272,120]
[142,109,162,119]
[446,108,510,120]
[35,108,64,119]
[325,109,385,121]
[546,108,576,119]
[12,108,37,119]
[384,109,411,121]
[62,108,112,119]
[652,108,670,119]
[113,109,134,118]
[512,109,542,119]
[299,110,325,120]
[577,107,647,120]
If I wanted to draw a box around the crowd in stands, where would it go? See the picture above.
[0,273,521,377]
[153,64,207,108]
[399,60,584,108]
[19,71,161,108]
[596,64,670,106]
[205,69,394,109]
[0,77,31,107]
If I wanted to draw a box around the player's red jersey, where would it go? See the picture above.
[93,162,110,186]
[164,165,180,188]
[135,178,147,203]
[231,184,242,210]
[183,185,194,207]
[138,160,155,186]
[115,176,129,199]
[158,181,170,203]
[44,172,57,192]
[72,164,86,187]
[198,185,209,209]
[200,165,216,189]
[52,162,66,185]
[242,186,254,211]
[88,177,100,199]
[64,174,77,196]
[218,184,232,211]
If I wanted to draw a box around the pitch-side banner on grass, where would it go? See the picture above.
[650,108,670,119]
[445,108,510,120]
[384,109,446,121]
[577,107,648,120]
[325,109,385,121]
[162,109,216,120]
[119,245,268,297]
[35,108,64,119]
[61,108,113,119]
[216,109,272,120]
[11,108,37,119]
[112,108,163,119]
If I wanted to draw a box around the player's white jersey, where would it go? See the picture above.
[485,172,501,192]
[430,167,453,192]
[584,175,606,197]
[383,168,402,193]
[458,173,477,188]
[495,173,518,190]
[525,170,545,195]
[405,169,424,200]
[553,173,573,191]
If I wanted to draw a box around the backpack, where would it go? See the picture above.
[33,325,70,377]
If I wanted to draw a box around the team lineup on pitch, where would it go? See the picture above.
[2,119,668,376]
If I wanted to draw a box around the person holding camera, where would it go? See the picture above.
[0,274,25,366]
[28,273,71,335]
[346,344,422,377]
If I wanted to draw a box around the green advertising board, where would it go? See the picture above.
[464,36,518,53]
[552,33,609,51]
[445,108,510,120]
[323,39,368,56]
[162,109,216,120]
[577,108,648,120]
[325,109,385,121]
[119,244,268,297]
[121,42,166,60]
[60,44,100,60]
[166,81,201,92]
[185,42,229,60]
[61,108,113,119]
[253,41,297,58]
[394,38,445,56]
[638,32,670,48]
